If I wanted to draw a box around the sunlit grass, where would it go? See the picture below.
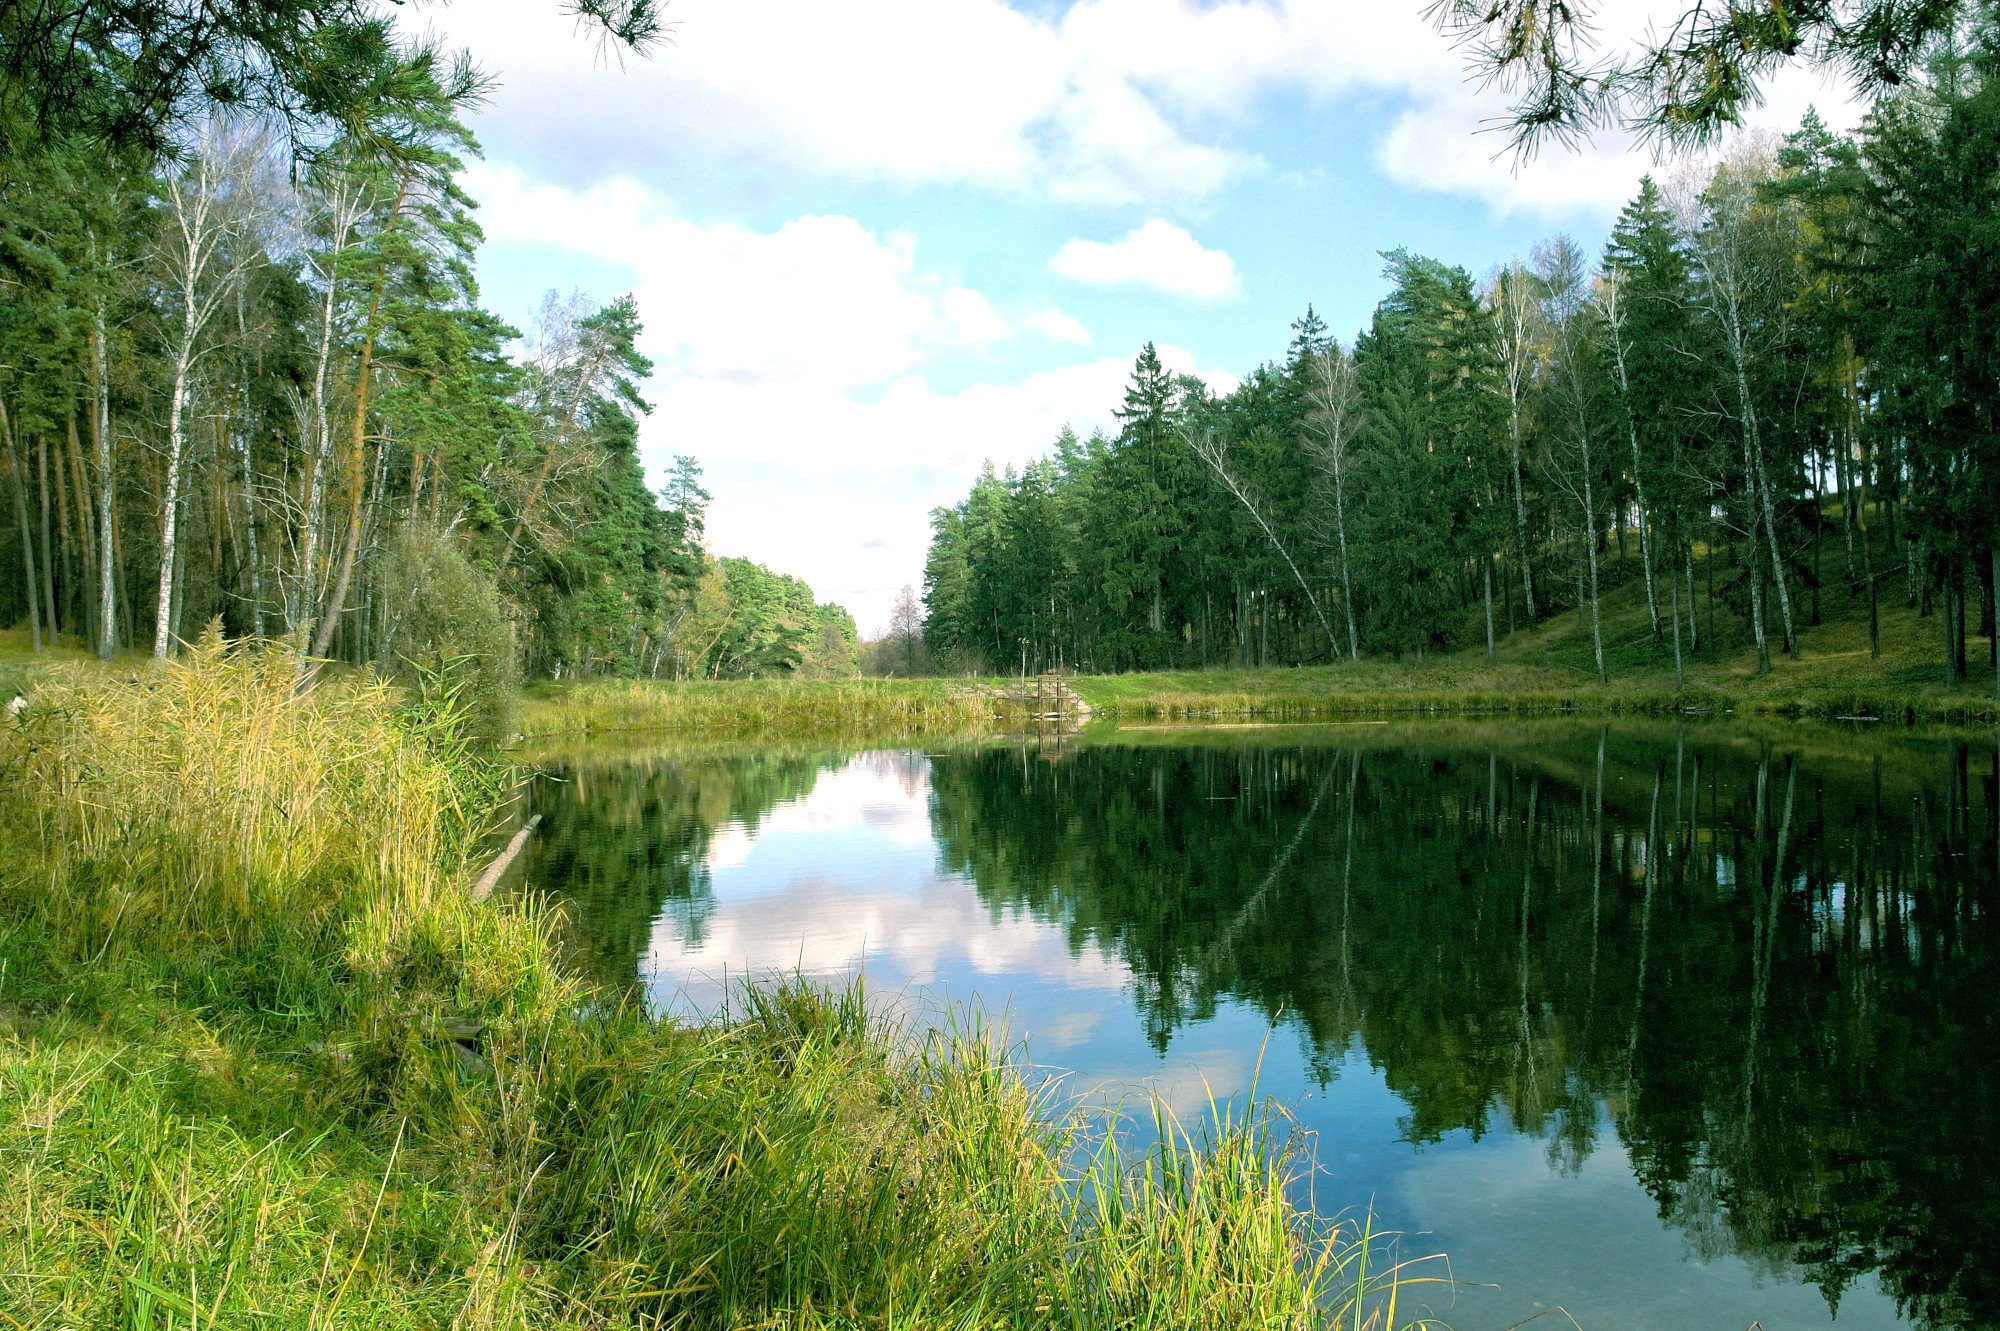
[0,643,1438,1329]
[518,674,1028,741]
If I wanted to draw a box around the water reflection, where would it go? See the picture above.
[520,724,2000,1331]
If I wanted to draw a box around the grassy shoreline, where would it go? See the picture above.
[505,651,1998,746]
[1068,658,2000,727]
[511,566,2000,737]
[0,643,1430,1329]
[516,674,1029,741]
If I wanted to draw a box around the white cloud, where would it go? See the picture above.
[434,0,1449,209]
[461,163,1234,632]
[679,343,1235,633]
[441,0,1873,219]
[1026,309,1092,345]
[469,163,1013,390]
[1050,220,1240,300]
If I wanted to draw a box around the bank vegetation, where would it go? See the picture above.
[0,641,1434,1329]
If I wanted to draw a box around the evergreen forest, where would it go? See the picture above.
[922,63,2000,695]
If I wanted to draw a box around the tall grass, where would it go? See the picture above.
[517,675,1024,741]
[7,629,496,958]
[0,642,1440,1330]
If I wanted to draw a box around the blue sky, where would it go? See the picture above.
[434,0,1857,634]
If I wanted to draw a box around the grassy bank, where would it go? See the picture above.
[0,642,1431,1329]
[1073,546,2000,728]
[517,674,1027,741]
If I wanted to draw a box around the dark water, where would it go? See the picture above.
[518,722,2000,1331]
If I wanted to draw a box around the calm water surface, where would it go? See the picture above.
[519,722,2000,1331]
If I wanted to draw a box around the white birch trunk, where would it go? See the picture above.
[91,312,116,660]
[153,350,191,657]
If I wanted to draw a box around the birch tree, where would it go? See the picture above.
[1596,271,1661,642]
[1534,236,1609,683]
[500,292,651,575]
[1687,148,1802,662]
[148,126,266,657]
[1487,261,1542,622]
[1303,343,1364,658]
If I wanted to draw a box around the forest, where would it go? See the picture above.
[0,5,859,719]
[921,55,2000,697]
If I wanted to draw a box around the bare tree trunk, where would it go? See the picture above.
[1185,424,1342,662]
[36,433,58,636]
[1684,542,1700,657]
[2,401,43,652]
[1580,452,1607,683]
[309,280,386,661]
[237,416,266,639]
[1484,554,1496,659]
[500,340,609,575]
[1494,268,1539,622]
[1723,333,1797,658]
[1509,410,1536,622]
[1669,544,1685,689]
[169,462,191,650]
[1606,303,1660,641]
[1836,420,1856,588]
[295,269,338,638]
[1335,463,1359,658]
[1807,445,1824,626]
[1744,503,1772,675]
[1992,546,1999,702]
[1860,495,1879,658]
[1745,383,1798,656]
[1706,532,1717,656]
[51,422,79,635]
[91,315,116,659]
[65,402,100,653]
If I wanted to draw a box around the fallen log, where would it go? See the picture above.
[470,813,542,901]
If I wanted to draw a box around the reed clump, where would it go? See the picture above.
[7,627,497,960]
[0,642,1438,1329]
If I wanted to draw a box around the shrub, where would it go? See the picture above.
[374,523,519,742]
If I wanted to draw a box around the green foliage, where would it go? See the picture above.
[374,524,519,742]
[1430,0,1975,152]
[0,7,859,708]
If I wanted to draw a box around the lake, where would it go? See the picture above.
[516,721,2000,1331]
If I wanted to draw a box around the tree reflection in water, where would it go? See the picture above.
[528,726,2000,1328]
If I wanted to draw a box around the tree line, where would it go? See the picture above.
[0,1,857,723]
[922,41,2000,696]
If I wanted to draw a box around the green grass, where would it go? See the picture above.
[517,675,1029,742]
[0,641,1440,1330]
